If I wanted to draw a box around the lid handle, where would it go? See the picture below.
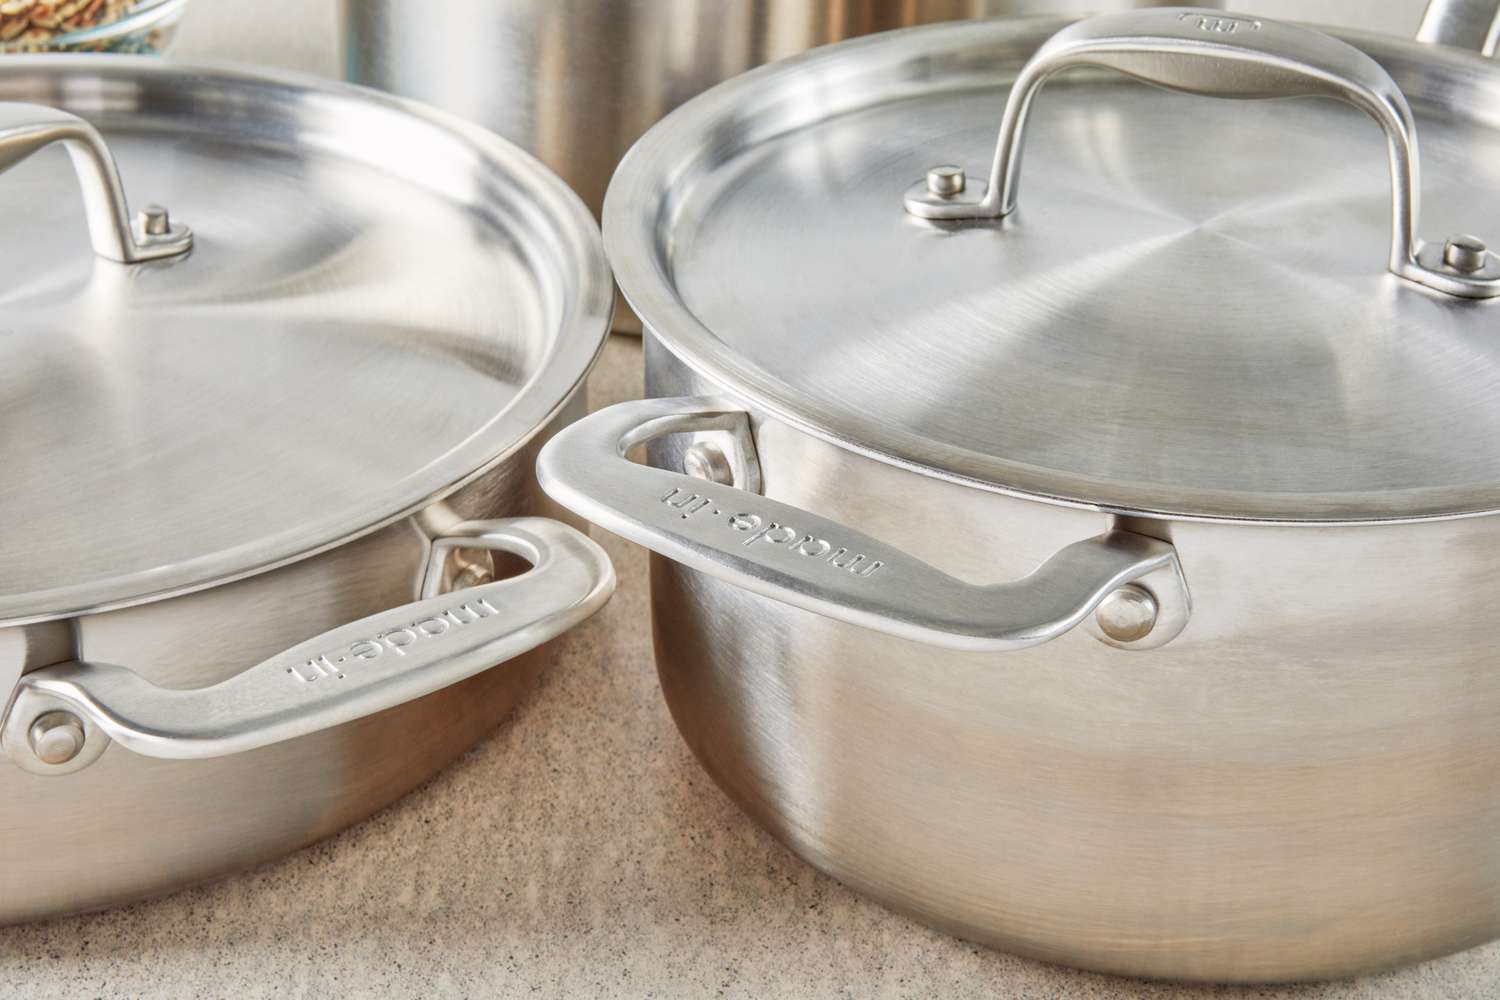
[903,8,1500,300]
[0,102,191,263]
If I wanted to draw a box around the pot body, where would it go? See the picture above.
[0,390,585,923]
[643,334,1500,982]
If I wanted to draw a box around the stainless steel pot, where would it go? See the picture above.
[538,6,1500,983]
[339,0,1200,331]
[0,59,614,921]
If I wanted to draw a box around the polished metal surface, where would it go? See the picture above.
[1,519,612,770]
[562,9,1500,982]
[0,103,191,262]
[0,59,613,922]
[27,711,84,766]
[901,9,1500,298]
[925,164,968,197]
[1091,583,1157,643]
[1418,0,1500,53]
[0,57,611,625]
[1444,232,1489,270]
[625,340,1500,981]
[0,392,596,923]
[682,440,735,487]
[538,395,1190,652]
[605,15,1500,522]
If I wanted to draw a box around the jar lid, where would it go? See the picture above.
[1,58,610,624]
[606,10,1500,523]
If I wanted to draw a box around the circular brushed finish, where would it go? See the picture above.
[606,19,1500,522]
[0,58,610,626]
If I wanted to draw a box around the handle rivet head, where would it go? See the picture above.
[683,442,734,487]
[1096,584,1159,644]
[138,204,171,237]
[1443,235,1488,274]
[926,165,966,198]
[451,562,494,590]
[28,711,86,766]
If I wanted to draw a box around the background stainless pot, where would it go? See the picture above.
[0,59,613,921]
[339,0,1206,220]
[539,6,1500,983]
[339,0,1204,331]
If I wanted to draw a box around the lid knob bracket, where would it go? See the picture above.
[0,102,191,264]
[903,8,1500,300]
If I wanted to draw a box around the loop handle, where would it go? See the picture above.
[537,396,1191,654]
[904,8,1500,299]
[0,102,191,263]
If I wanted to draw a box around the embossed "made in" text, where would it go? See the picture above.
[1177,11,1260,32]
[287,597,500,683]
[661,487,883,579]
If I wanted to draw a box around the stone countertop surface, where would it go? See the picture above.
[3,336,1499,1000]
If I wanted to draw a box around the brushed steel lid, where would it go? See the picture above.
[1,58,610,625]
[606,11,1500,523]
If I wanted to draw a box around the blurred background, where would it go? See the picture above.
[172,1,1426,79]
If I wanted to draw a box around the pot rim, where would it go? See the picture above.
[1,57,613,628]
[605,16,1500,527]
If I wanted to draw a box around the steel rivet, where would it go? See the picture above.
[683,442,735,487]
[138,204,171,237]
[926,165,966,198]
[451,562,494,590]
[1095,585,1159,644]
[1443,235,1488,274]
[28,711,86,766]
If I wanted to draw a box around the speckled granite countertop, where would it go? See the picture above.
[3,337,1498,999]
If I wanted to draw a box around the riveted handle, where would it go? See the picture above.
[0,102,191,263]
[536,395,1191,654]
[904,7,1500,299]
[0,518,614,773]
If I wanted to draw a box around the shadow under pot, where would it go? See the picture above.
[539,7,1500,984]
[0,61,614,922]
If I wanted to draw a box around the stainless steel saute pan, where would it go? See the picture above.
[540,6,1500,983]
[0,58,613,921]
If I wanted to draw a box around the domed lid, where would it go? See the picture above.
[1,58,609,625]
[606,9,1500,523]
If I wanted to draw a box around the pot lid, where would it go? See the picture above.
[1,58,610,625]
[606,10,1500,523]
